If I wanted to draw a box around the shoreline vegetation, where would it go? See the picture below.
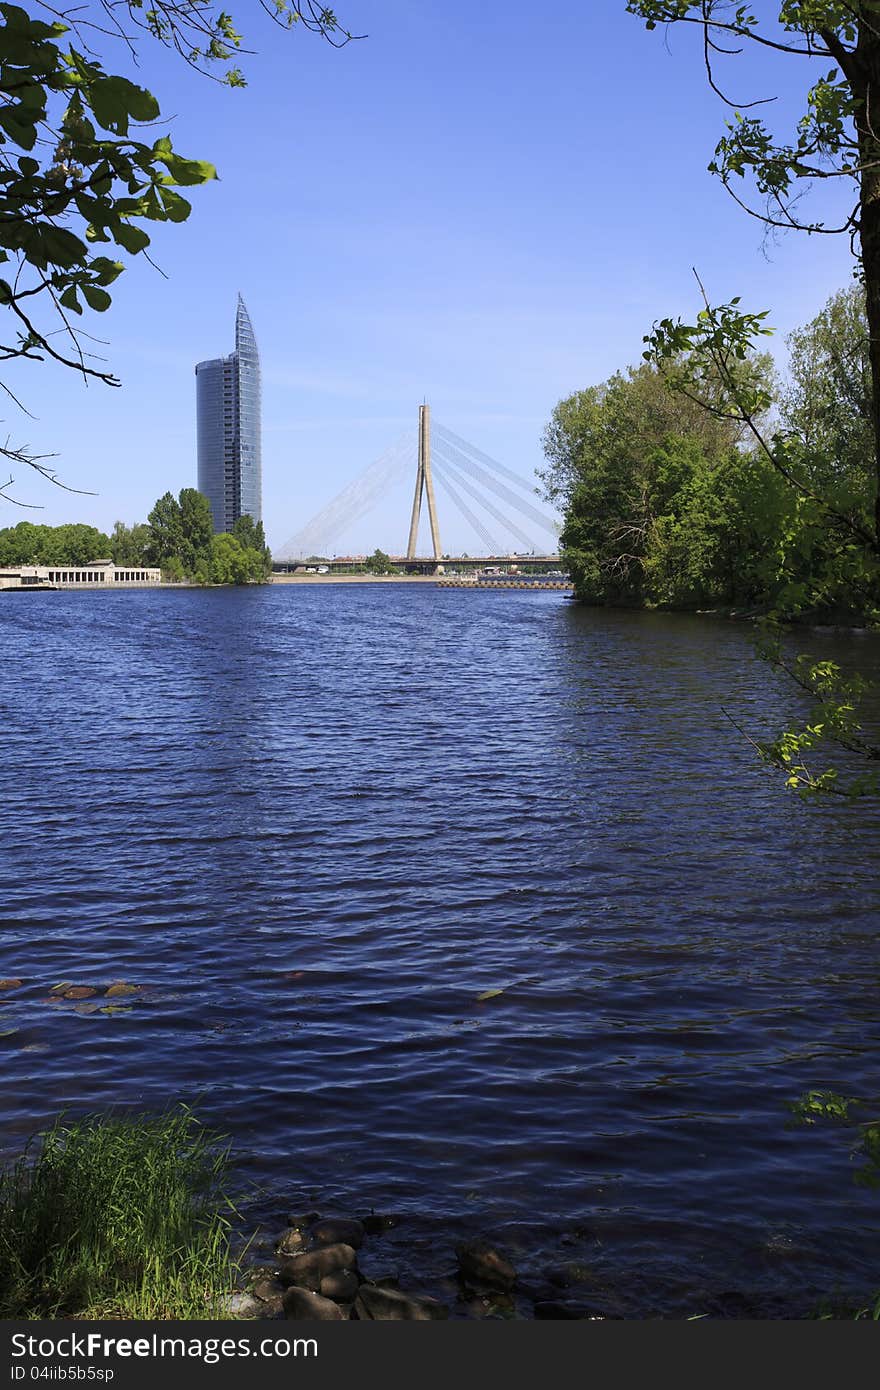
[1,1108,877,1322]
[0,1109,238,1320]
[0,489,273,588]
[548,285,879,633]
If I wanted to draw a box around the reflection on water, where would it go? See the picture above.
[1,587,879,1315]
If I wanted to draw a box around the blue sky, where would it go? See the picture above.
[3,1,859,554]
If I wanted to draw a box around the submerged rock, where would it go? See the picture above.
[287,1210,321,1229]
[546,1261,595,1289]
[455,1240,517,1292]
[362,1212,397,1235]
[355,1284,449,1321]
[310,1217,365,1250]
[460,1291,516,1320]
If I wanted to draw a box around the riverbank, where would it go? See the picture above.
[271,574,573,589]
[270,573,440,584]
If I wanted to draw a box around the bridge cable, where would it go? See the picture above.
[430,464,501,555]
[435,422,547,495]
[432,455,539,552]
[432,436,559,538]
[276,431,416,559]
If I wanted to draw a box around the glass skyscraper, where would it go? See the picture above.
[195,295,262,533]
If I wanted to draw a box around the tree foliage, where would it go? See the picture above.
[363,547,399,574]
[0,517,109,562]
[109,517,151,564]
[781,282,873,497]
[547,358,792,610]
[145,485,269,582]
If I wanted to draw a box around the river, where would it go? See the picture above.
[1,585,879,1317]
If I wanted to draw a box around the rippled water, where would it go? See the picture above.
[1,585,879,1316]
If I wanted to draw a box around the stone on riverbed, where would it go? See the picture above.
[278,1242,358,1291]
[355,1284,449,1321]
[455,1240,517,1292]
[282,1287,347,1321]
[310,1217,365,1250]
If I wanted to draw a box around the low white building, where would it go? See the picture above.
[0,560,162,591]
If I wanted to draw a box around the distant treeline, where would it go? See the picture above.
[543,285,879,621]
[0,488,272,585]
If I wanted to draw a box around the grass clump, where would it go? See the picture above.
[0,1105,240,1318]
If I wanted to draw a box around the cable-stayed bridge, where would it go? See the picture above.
[275,405,561,566]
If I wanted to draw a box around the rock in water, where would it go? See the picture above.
[319,1268,360,1303]
[282,1287,346,1321]
[455,1240,517,1291]
[355,1285,449,1321]
[278,1242,358,1291]
[310,1217,365,1250]
[277,1227,307,1255]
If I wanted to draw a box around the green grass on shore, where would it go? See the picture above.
[0,1105,240,1319]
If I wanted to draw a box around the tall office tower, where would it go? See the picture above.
[195,295,262,533]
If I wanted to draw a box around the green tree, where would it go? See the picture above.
[363,548,399,575]
[0,2,354,504]
[210,531,250,585]
[232,512,272,578]
[146,490,183,565]
[547,358,784,609]
[0,518,109,562]
[109,520,150,565]
[178,488,214,575]
[540,357,755,511]
[781,283,873,500]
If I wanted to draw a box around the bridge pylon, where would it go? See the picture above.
[406,403,442,560]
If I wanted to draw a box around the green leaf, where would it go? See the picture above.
[114,221,150,254]
[39,225,87,268]
[0,105,39,151]
[59,285,82,314]
[88,255,124,285]
[158,153,217,187]
[81,283,111,311]
[158,186,192,222]
[89,75,160,135]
